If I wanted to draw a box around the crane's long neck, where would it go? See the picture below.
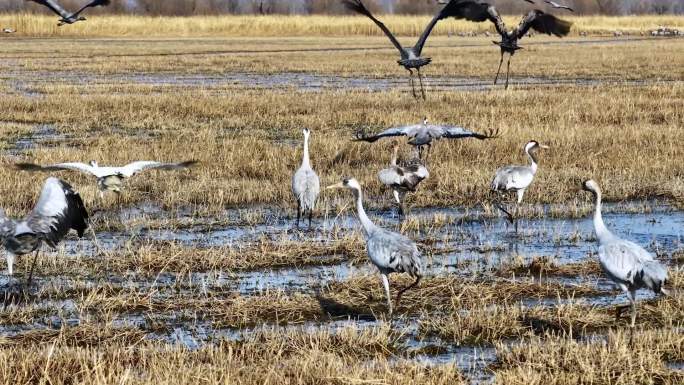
[301,133,311,168]
[527,148,538,174]
[353,188,376,238]
[591,190,612,243]
[390,147,398,166]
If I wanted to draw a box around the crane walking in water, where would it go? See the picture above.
[292,128,320,229]
[582,179,669,340]
[438,0,572,89]
[327,178,422,317]
[491,140,548,232]
[354,117,500,162]
[1,178,89,291]
[378,142,429,217]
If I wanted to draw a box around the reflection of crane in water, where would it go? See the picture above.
[327,178,422,317]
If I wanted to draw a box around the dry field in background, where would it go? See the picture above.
[0,21,683,384]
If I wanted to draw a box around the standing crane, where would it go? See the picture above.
[354,117,500,162]
[438,0,572,89]
[491,140,548,231]
[15,160,196,199]
[327,178,422,316]
[28,0,111,26]
[1,178,89,291]
[292,128,320,229]
[582,179,669,339]
[378,142,429,217]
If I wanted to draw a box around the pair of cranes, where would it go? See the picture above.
[345,0,573,95]
[293,124,671,326]
[1,159,196,293]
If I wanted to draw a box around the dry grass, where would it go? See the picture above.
[494,329,684,385]
[0,322,465,385]
[1,14,683,37]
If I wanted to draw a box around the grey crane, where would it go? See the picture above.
[327,178,422,316]
[27,0,111,26]
[544,0,574,12]
[342,0,467,99]
[582,179,669,338]
[354,117,500,162]
[292,128,320,229]
[378,142,429,217]
[1,177,88,290]
[16,160,197,199]
[491,140,548,231]
[438,0,572,89]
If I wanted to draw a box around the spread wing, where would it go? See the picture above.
[434,125,500,140]
[24,178,88,247]
[27,0,71,18]
[544,0,574,12]
[439,0,507,37]
[118,160,197,177]
[342,0,405,54]
[71,0,111,18]
[15,162,100,177]
[514,10,572,39]
[353,125,418,143]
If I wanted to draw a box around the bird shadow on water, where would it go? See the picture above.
[315,294,377,322]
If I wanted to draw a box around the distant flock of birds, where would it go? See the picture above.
[1,0,671,334]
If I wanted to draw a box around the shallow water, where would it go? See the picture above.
[0,200,681,381]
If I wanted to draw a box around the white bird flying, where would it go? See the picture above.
[16,160,197,198]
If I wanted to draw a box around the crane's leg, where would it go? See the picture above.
[295,201,301,229]
[395,276,420,310]
[25,250,39,290]
[407,69,417,98]
[308,209,313,230]
[393,190,404,219]
[628,289,637,346]
[426,143,432,165]
[417,68,426,100]
[504,55,512,90]
[494,51,504,85]
[381,273,392,317]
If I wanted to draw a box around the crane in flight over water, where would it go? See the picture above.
[0,178,89,292]
[28,0,111,26]
[15,160,197,199]
[342,0,475,99]
[291,128,320,229]
[582,179,670,341]
[354,117,500,162]
[438,0,572,89]
[327,178,422,317]
[490,140,548,232]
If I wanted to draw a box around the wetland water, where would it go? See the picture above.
[1,199,681,383]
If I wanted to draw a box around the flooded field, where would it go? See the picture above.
[0,31,683,384]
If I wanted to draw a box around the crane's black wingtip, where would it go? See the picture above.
[179,160,199,168]
[14,162,44,171]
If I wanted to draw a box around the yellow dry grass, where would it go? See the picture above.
[1,14,683,37]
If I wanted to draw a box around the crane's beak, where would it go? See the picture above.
[326,182,345,190]
[540,144,550,149]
